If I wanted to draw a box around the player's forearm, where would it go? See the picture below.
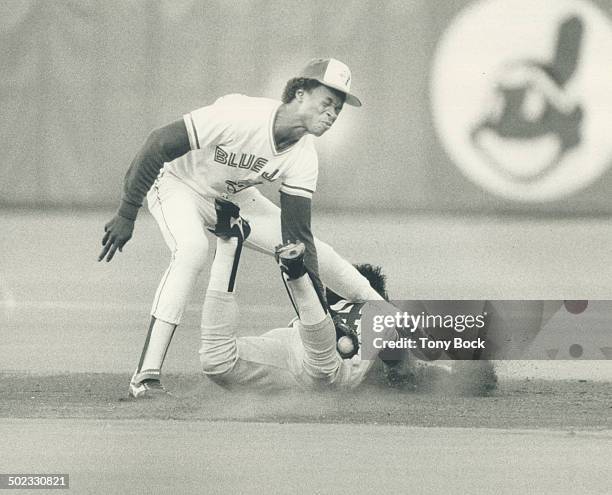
[294,237,327,312]
[299,234,322,287]
[119,120,191,220]
[280,192,325,299]
[119,133,166,220]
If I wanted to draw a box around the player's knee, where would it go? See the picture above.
[302,354,341,384]
[173,239,209,271]
[301,365,340,388]
[200,354,235,376]
[199,345,237,376]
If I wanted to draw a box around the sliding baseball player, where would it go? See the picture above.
[200,198,393,390]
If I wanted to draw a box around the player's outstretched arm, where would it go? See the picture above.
[279,192,325,301]
[98,119,190,262]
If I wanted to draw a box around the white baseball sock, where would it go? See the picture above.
[286,274,327,326]
[137,317,176,378]
[199,290,238,376]
[299,314,339,380]
[208,238,240,293]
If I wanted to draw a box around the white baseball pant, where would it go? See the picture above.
[146,172,380,325]
[199,290,370,391]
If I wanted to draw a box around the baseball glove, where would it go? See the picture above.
[333,314,359,359]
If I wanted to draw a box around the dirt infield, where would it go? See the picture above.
[1,372,610,430]
[2,371,611,494]
[2,211,611,431]
[2,211,612,493]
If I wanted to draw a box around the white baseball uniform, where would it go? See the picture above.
[147,94,380,325]
[179,94,318,200]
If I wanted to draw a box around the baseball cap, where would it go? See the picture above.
[299,58,362,107]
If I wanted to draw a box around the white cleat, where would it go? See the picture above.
[128,369,173,399]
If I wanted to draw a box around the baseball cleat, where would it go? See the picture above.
[128,369,172,399]
[208,198,251,242]
[275,241,306,280]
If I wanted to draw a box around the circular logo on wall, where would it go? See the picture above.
[430,0,612,202]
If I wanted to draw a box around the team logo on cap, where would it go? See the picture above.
[430,0,612,202]
[325,58,352,91]
[339,68,351,88]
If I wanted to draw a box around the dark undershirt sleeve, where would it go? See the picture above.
[118,119,191,220]
[280,191,326,303]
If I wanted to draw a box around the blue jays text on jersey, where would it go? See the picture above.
[213,145,279,181]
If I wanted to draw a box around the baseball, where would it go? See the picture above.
[337,336,355,355]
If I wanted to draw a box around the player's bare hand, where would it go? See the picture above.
[98,215,135,262]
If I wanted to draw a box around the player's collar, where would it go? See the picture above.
[269,102,302,156]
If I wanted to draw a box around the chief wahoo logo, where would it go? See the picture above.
[471,15,584,182]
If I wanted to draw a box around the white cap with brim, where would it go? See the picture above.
[299,58,362,107]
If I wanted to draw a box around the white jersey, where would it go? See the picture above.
[167,94,318,199]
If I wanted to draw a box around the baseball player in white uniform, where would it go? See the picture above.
[98,58,383,397]
[199,199,394,390]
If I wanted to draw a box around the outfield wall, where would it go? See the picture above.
[2,0,612,214]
